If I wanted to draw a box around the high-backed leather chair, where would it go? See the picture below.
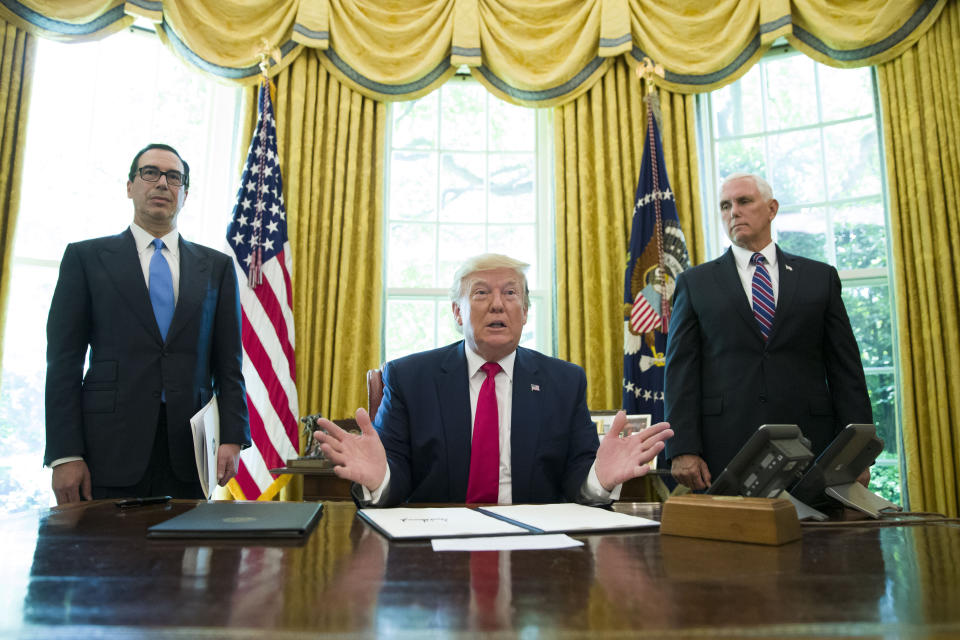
[367,368,384,422]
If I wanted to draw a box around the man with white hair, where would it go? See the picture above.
[315,253,673,506]
[664,173,872,490]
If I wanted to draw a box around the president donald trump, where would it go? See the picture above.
[314,253,673,506]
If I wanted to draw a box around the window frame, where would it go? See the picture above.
[381,74,556,362]
[0,28,244,515]
[695,46,905,503]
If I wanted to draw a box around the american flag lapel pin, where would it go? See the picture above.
[530,384,540,392]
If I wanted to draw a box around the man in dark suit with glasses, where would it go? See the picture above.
[44,143,250,504]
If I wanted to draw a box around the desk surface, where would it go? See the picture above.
[3,500,960,638]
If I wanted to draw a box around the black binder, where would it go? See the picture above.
[147,501,323,539]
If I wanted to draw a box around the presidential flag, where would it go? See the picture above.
[622,98,689,421]
[225,80,300,500]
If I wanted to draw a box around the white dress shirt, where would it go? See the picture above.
[364,346,619,505]
[730,241,779,307]
[130,222,181,304]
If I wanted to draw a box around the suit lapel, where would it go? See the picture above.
[438,343,472,500]
[771,246,799,342]
[98,229,162,342]
[711,249,762,338]
[166,236,209,344]
[510,348,540,502]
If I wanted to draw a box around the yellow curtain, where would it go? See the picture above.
[1,1,946,98]
[244,51,386,425]
[554,57,704,410]
[876,0,960,516]
[0,20,34,383]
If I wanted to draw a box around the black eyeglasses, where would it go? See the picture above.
[136,166,187,188]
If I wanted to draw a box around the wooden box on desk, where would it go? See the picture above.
[660,495,801,545]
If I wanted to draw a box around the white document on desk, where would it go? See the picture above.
[189,396,219,499]
[358,507,531,540]
[479,503,659,533]
[432,534,584,552]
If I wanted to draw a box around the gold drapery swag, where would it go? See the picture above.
[0,0,946,101]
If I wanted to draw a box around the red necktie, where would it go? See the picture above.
[466,362,501,503]
[470,550,500,627]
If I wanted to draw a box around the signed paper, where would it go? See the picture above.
[358,507,530,540]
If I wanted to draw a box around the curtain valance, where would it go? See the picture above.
[0,0,948,103]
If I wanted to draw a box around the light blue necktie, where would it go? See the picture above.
[149,238,174,341]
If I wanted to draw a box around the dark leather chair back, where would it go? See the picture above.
[367,368,383,422]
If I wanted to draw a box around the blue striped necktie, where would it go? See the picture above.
[751,252,775,340]
[149,238,174,341]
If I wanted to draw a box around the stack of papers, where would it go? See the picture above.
[189,397,219,499]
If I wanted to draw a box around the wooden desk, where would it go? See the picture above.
[275,467,663,502]
[4,500,959,638]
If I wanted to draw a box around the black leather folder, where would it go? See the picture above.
[147,501,323,539]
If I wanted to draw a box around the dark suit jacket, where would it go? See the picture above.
[371,342,600,506]
[663,246,872,479]
[44,228,250,486]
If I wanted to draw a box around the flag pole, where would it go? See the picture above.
[636,58,671,332]
[223,40,301,500]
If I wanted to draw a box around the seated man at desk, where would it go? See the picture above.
[314,253,673,506]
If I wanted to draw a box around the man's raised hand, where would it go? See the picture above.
[314,408,388,491]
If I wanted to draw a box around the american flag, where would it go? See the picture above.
[622,96,689,422]
[225,80,300,500]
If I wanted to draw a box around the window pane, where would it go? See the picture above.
[869,457,901,506]
[489,98,535,152]
[388,223,436,287]
[384,299,436,361]
[776,206,828,263]
[764,55,817,130]
[716,137,765,180]
[385,79,553,360]
[1,263,57,513]
[866,371,900,505]
[834,201,887,270]
[439,152,485,222]
[520,302,537,348]
[437,299,462,346]
[819,66,874,121]
[2,263,56,373]
[705,51,900,504]
[17,33,239,260]
[488,153,535,223]
[843,283,894,368]
[486,224,537,285]
[391,94,438,149]
[713,65,763,137]
[0,33,242,516]
[390,151,437,221]
[824,119,881,200]
[440,82,486,151]
[768,129,823,205]
[866,371,898,455]
[438,224,485,287]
